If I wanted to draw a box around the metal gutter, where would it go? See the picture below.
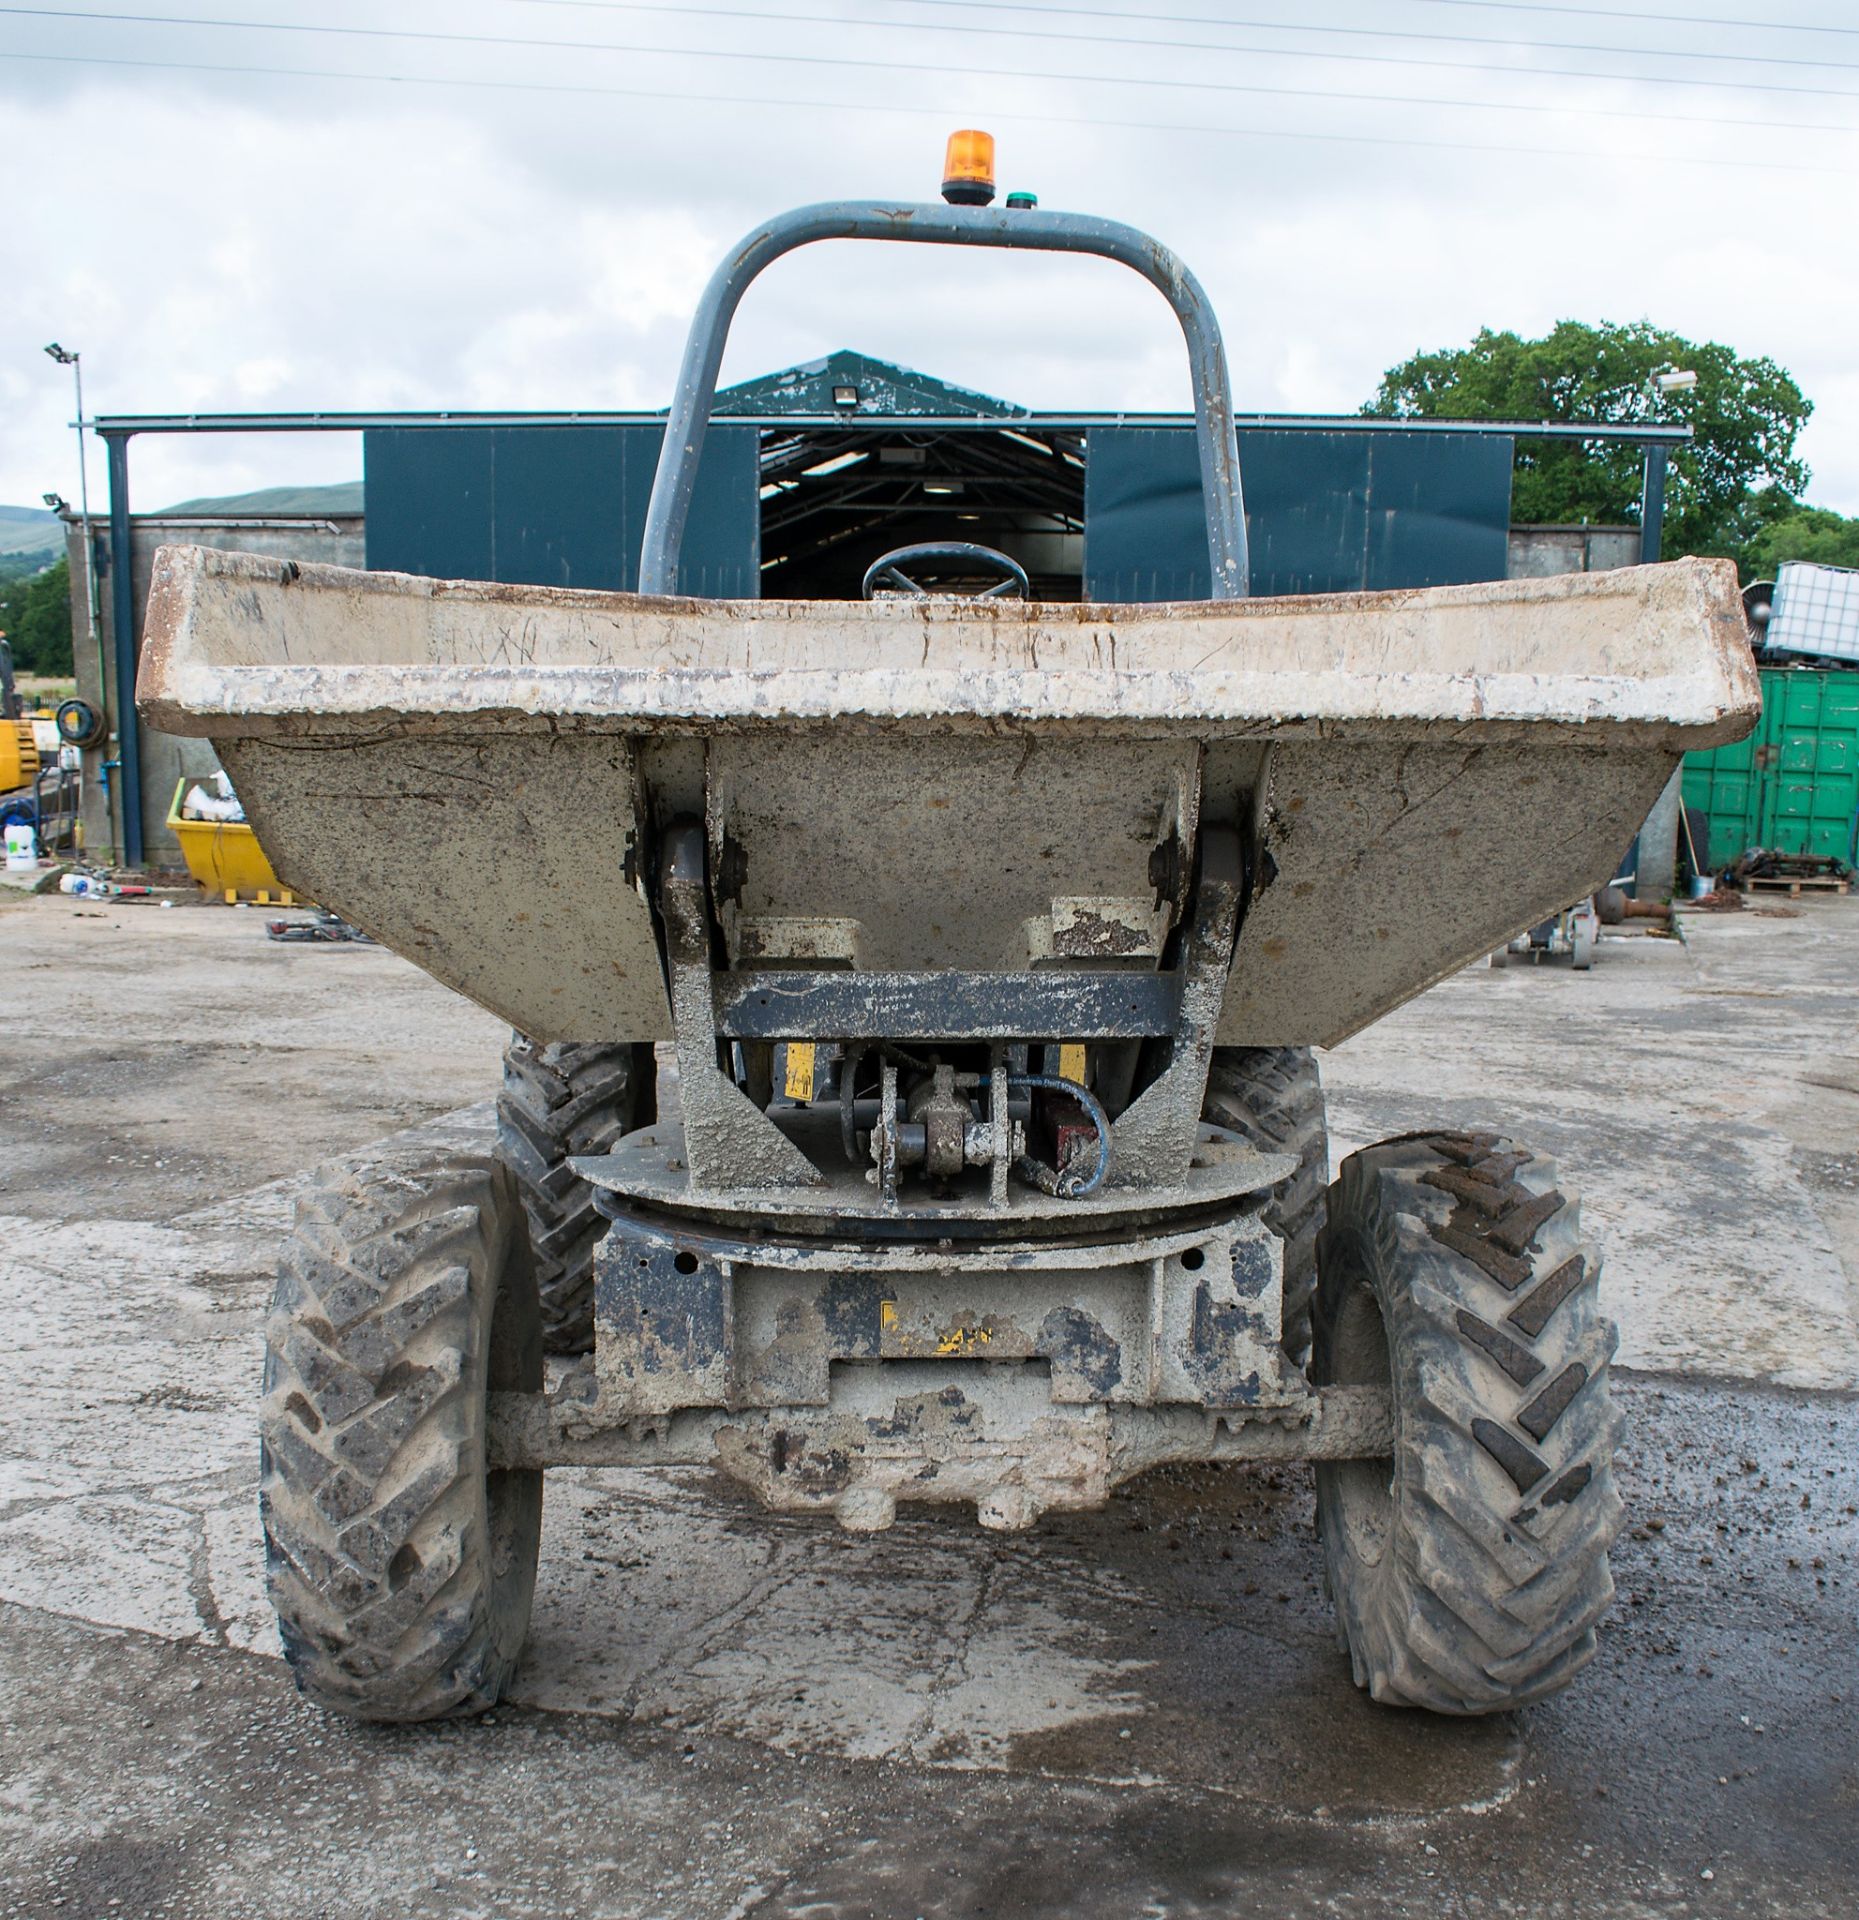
[130,518,352,532]
[90,411,1694,444]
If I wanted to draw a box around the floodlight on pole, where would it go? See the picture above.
[41,338,114,859]
[43,492,68,512]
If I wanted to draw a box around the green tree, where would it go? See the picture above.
[1740,500,1859,580]
[0,555,73,676]
[1365,320,1811,565]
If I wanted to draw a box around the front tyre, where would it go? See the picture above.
[260,1150,543,1722]
[1310,1131,1623,1714]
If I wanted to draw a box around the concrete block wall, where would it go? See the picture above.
[1507,525,1642,579]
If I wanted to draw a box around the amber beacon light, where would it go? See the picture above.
[941,129,996,205]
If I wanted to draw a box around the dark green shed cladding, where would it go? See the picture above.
[1082,428,1514,601]
[363,425,760,597]
[359,365,1517,603]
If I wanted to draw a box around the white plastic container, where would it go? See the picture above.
[4,822,37,870]
[1768,562,1859,664]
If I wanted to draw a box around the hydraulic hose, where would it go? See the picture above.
[1010,1073,1112,1199]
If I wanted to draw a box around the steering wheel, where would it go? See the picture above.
[861,541,1030,601]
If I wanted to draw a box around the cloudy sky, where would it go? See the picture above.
[2,0,1856,514]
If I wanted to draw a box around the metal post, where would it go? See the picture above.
[71,357,115,862]
[1638,443,1668,564]
[68,358,103,687]
[1627,441,1681,897]
[105,432,144,869]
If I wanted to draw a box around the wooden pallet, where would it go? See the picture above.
[1747,872,1851,897]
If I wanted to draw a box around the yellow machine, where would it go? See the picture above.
[0,716,37,794]
[1,634,44,795]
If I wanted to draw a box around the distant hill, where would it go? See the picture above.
[151,481,365,516]
[0,505,64,565]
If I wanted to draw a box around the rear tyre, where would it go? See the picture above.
[260,1150,543,1722]
[1310,1131,1622,1714]
[497,1036,650,1354]
[1203,1047,1328,1361]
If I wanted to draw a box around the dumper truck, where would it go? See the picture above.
[139,146,1760,1722]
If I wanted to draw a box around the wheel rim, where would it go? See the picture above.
[483,1205,544,1601]
[1326,1274,1395,1570]
[486,1468,530,1584]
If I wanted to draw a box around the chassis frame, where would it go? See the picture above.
[471,809,1390,1530]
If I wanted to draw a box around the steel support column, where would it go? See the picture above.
[105,432,144,868]
[1639,443,1668,564]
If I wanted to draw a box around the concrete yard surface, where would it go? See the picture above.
[1325,901,1859,1390]
[0,890,1854,1918]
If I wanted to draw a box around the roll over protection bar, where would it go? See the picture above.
[638,199,1249,600]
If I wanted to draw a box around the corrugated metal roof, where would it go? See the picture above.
[716,349,1026,419]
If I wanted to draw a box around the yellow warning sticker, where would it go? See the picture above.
[783,1042,817,1103]
[879,1300,1003,1357]
[1057,1042,1087,1084]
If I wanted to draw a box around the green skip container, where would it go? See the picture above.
[1683,664,1859,867]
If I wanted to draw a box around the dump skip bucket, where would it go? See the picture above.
[140,544,1757,1047]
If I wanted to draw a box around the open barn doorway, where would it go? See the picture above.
[726,352,1085,600]
[757,423,1084,600]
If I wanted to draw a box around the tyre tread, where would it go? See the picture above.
[1312,1131,1623,1714]
[495,1037,642,1354]
[259,1148,542,1722]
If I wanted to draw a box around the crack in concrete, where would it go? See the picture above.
[897,1545,997,1762]
[185,1512,231,1648]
